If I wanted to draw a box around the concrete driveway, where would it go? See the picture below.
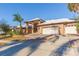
[0,35,79,56]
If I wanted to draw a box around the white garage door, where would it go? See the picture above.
[65,26,77,34]
[42,27,59,35]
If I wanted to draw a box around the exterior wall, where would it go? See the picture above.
[37,27,42,34]
[38,22,78,35]
[25,19,78,35]
[25,20,44,34]
[58,24,65,35]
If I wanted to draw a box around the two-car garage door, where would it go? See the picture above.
[42,27,59,35]
[42,25,77,35]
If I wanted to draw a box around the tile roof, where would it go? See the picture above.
[39,18,75,25]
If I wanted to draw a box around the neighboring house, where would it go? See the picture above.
[16,24,26,34]
[25,18,78,35]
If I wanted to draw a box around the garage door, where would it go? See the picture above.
[42,27,59,35]
[65,26,77,34]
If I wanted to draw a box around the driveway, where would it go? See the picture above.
[0,35,79,56]
[50,35,79,56]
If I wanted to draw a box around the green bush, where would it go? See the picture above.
[11,30,20,35]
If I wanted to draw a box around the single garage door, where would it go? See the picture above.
[42,27,59,35]
[65,26,77,34]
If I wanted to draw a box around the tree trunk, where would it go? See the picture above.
[77,29,79,34]
[20,22,22,34]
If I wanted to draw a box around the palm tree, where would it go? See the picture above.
[68,3,79,13]
[68,3,79,33]
[13,13,23,34]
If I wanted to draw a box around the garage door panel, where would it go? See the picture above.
[42,27,59,35]
[65,26,77,34]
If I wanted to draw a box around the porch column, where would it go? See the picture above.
[26,23,29,34]
[37,26,42,34]
[32,23,34,34]
[59,24,65,35]
[39,26,42,34]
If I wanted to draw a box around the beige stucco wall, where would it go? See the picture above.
[38,22,77,35]
[58,24,65,35]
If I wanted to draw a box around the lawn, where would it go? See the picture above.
[0,34,27,46]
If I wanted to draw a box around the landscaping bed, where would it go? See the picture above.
[0,34,11,39]
[0,40,11,46]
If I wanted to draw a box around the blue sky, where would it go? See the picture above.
[0,3,76,26]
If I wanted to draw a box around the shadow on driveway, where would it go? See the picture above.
[50,39,79,56]
[0,37,44,56]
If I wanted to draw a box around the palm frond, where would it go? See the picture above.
[13,13,23,22]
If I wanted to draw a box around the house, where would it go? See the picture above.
[25,18,78,35]
[25,18,44,34]
[38,18,78,35]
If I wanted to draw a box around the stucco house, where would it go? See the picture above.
[25,18,78,35]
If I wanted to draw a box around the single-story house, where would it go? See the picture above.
[25,18,78,35]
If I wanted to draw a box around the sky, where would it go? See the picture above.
[0,3,76,26]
